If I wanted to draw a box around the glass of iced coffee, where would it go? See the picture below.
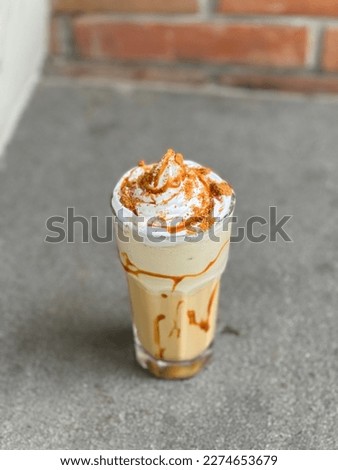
[111,149,235,379]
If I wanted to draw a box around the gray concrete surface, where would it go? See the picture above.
[0,80,337,449]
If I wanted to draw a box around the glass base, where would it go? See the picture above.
[134,340,213,380]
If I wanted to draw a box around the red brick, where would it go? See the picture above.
[74,22,170,60]
[74,19,308,68]
[218,0,338,17]
[219,72,338,94]
[322,28,338,71]
[54,0,197,14]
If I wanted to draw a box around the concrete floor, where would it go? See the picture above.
[0,79,337,449]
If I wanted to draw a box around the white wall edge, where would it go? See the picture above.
[0,0,50,160]
[0,66,42,159]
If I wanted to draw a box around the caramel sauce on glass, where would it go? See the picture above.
[120,238,228,292]
[154,314,166,359]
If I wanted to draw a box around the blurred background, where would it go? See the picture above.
[2,0,338,153]
[49,0,338,91]
[1,0,338,450]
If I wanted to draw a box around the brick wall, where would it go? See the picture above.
[50,0,338,93]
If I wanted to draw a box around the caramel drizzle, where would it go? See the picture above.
[169,300,183,339]
[187,281,219,332]
[154,314,166,359]
[120,238,229,291]
[153,149,185,189]
[138,149,186,195]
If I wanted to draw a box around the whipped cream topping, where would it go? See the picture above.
[112,149,234,235]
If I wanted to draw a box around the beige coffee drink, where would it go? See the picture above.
[112,149,235,379]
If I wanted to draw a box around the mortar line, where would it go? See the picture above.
[70,13,338,27]
[311,24,326,72]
